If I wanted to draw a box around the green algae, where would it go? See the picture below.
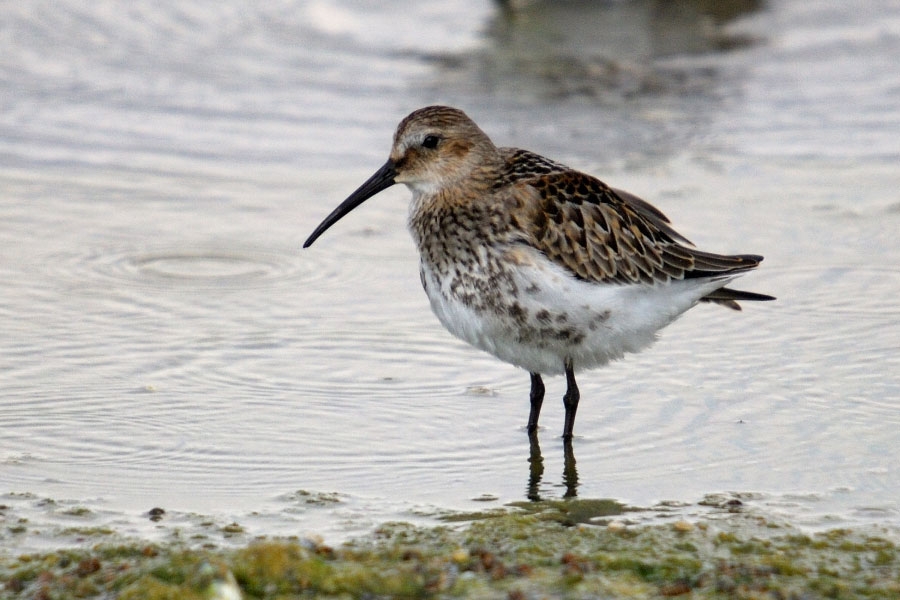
[55,526,116,538]
[437,496,631,525]
[2,500,900,599]
[507,497,632,525]
[286,490,343,506]
[58,506,93,518]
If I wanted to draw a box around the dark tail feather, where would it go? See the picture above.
[701,287,777,311]
[684,252,765,279]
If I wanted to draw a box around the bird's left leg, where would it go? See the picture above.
[562,358,579,439]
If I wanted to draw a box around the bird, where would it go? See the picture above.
[303,106,774,439]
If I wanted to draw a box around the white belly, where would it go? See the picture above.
[419,250,730,376]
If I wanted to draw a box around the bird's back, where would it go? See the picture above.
[494,148,773,309]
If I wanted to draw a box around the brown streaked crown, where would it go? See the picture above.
[389,106,501,190]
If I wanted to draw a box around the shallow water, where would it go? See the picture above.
[2,0,900,549]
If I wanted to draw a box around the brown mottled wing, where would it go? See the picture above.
[512,169,765,288]
[609,187,693,246]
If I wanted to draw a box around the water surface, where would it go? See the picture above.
[2,0,900,549]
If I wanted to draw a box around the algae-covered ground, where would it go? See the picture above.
[3,497,900,599]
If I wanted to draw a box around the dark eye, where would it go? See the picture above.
[421,135,440,149]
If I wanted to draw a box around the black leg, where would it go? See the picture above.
[562,359,579,439]
[527,372,544,433]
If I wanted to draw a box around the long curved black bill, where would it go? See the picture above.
[303,160,397,248]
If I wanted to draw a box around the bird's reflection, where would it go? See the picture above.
[527,431,579,500]
[526,431,544,501]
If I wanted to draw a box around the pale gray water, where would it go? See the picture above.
[2,0,900,549]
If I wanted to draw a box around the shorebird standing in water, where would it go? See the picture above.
[304,106,774,439]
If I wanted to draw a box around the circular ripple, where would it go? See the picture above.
[45,244,293,288]
[45,241,402,295]
[130,252,273,282]
[112,246,299,290]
